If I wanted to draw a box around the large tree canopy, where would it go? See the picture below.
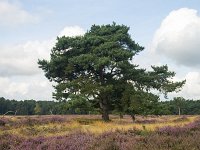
[38,23,185,121]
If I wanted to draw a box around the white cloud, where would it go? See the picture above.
[0,0,38,26]
[151,8,200,67]
[0,26,85,77]
[0,75,53,100]
[183,72,200,98]
[0,25,84,100]
[167,71,200,100]
[59,26,85,37]
[0,77,29,96]
[149,8,200,100]
[0,39,54,76]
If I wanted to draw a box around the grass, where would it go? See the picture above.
[79,115,197,134]
[0,115,197,137]
[1,115,200,150]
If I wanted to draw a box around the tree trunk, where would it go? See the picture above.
[178,107,181,116]
[119,113,124,119]
[131,114,135,122]
[100,99,110,122]
[102,107,109,122]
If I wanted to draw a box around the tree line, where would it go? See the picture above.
[0,97,95,115]
[1,97,200,116]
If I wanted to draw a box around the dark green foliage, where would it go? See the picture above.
[65,95,93,114]
[159,98,200,115]
[0,97,56,115]
[38,23,185,121]
[2,97,200,115]
[38,23,146,121]
[0,97,96,115]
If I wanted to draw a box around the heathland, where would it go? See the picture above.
[1,115,200,150]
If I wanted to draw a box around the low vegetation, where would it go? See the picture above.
[0,115,200,150]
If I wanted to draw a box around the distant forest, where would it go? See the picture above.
[1,97,200,115]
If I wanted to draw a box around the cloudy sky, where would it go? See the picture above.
[1,0,200,100]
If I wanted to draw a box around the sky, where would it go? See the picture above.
[1,0,200,100]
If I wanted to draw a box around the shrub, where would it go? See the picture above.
[0,119,5,126]
[135,119,157,124]
[0,133,24,150]
[16,132,94,150]
[172,116,189,122]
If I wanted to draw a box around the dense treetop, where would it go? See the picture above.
[38,23,185,121]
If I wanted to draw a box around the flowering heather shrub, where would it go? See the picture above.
[74,118,101,125]
[1,116,200,150]
[22,117,39,126]
[158,118,200,136]
[0,119,6,126]
[0,117,12,126]
[186,117,200,128]
[172,116,189,122]
[41,132,94,150]
[0,133,24,150]
[47,116,67,123]
[1,115,116,127]
[0,130,141,150]
[19,126,41,136]
[1,122,200,150]
[135,119,157,124]
[133,132,200,150]
[132,118,200,149]
[157,125,188,136]
[14,132,94,150]
[13,115,68,127]
[89,130,141,150]
[7,117,37,127]
[16,137,46,150]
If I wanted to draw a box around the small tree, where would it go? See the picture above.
[34,103,41,115]
[173,97,185,115]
